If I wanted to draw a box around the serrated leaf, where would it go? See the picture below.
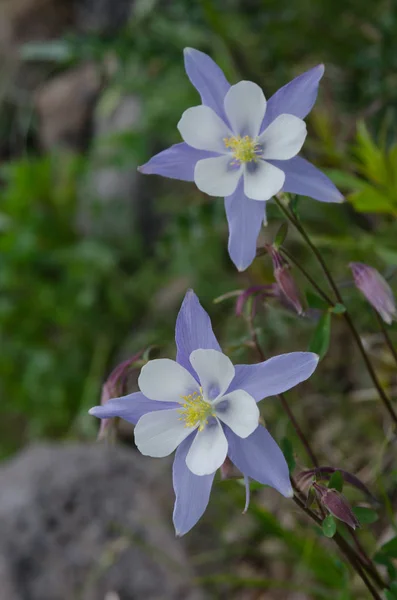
[352,507,378,524]
[274,222,288,248]
[322,514,337,538]
[309,312,331,359]
[328,471,344,493]
[281,437,296,473]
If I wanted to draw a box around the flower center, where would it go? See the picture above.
[224,135,260,164]
[178,390,215,431]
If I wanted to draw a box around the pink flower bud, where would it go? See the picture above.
[314,483,360,530]
[350,262,396,324]
[220,457,242,480]
[235,285,278,317]
[268,246,304,315]
[98,351,144,440]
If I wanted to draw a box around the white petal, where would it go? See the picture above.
[214,390,259,438]
[243,160,285,201]
[194,156,242,197]
[177,105,232,153]
[138,359,199,402]
[224,81,266,138]
[134,409,193,457]
[189,349,235,401]
[259,114,307,160]
[186,419,228,475]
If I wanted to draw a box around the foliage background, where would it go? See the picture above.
[1,0,397,597]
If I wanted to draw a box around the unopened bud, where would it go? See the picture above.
[98,351,143,441]
[350,262,396,324]
[235,285,278,317]
[314,483,359,529]
[267,246,304,315]
[220,457,243,480]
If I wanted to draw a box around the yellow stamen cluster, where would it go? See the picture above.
[178,391,215,431]
[224,135,260,164]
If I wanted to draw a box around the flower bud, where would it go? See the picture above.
[235,285,278,317]
[350,262,396,324]
[267,245,304,315]
[220,457,242,480]
[314,483,360,530]
[98,351,143,441]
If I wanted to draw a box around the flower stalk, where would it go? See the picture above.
[274,195,397,427]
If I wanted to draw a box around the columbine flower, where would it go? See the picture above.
[350,262,396,324]
[139,48,343,271]
[89,290,319,535]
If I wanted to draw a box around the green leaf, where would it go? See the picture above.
[323,169,368,192]
[274,222,288,248]
[330,303,346,315]
[322,515,337,538]
[309,312,331,359]
[306,290,329,310]
[290,195,300,218]
[306,486,316,509]
[281,437,296,473]
[377,536,397,558]
[386,582,397,599]
[328,471,344,493]
[349,186,396,215]
[352,507,378,525]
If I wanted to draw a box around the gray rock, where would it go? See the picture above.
[0,444,203,600]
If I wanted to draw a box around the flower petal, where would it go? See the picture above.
[269,156,344,203]
[225,425,293,497]
[243,160,285,201]
[173,434,215,536]
[260,64,324,132]
[189,349,235,400]
[194,155,241,197]
[177,106,231,153]
[89,392,179,425]
[227,352,319,401]
[138,359,199,402]
[184,47,231,124]
[215,390,259,438]
[175,290,222,379]
[224,180,265,271]
[134,408,193,457]
[186,418,228,475]
[259,115,307,160]
[138,143,217,182]
[224,81,266,138]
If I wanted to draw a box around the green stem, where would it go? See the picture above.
[246,314,319,467]
[247,297,386,591]
[292,494,384,598]
[275,196,397,427]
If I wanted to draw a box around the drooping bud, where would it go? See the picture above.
[220,457,243,480]
[296,467,378,504]
[314,483,360,530]
[98,350,144,441]
[267,245,304,315]
[350,262,396,324]
[235,285,278,317]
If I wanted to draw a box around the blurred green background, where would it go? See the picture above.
[1,0,397,597]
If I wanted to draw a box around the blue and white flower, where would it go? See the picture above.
[89,290,319,535]
[139,48,343,271]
